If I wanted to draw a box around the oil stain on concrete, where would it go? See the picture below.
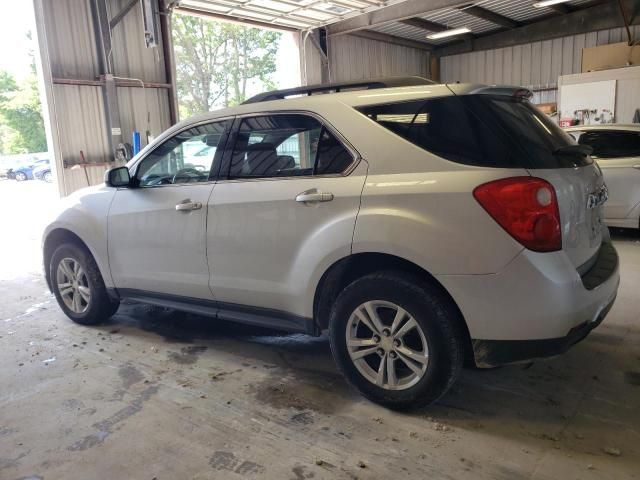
[68,385,159,452]
[209,450,266,476]
[167,345,208,365]
[118,363,145,389]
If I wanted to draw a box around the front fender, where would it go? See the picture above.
[42,185,116,288]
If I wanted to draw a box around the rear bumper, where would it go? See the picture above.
[436,241,620,365]
[471,292,616,367]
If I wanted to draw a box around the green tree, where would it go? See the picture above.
[172,14,280,118]
[0,34,47,155]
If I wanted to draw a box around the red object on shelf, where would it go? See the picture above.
[559,118,575,128]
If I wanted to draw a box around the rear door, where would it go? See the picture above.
[207,113,366,316]
[578,130,640,220]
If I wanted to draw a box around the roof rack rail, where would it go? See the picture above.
[242,76,435,104]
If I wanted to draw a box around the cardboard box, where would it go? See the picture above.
[582,42,640,72]
[536,103,557,115]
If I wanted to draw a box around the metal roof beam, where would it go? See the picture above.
[547,3,572,14]
[458,4,520,29]
[326,0,470,36]
[399,17,447,33]
[435,0,640,56]
[348,30,434,51]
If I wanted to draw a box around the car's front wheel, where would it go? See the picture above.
[43,171,52,183]
[15,172,27,181]
[50,243,119,325]
[329,271,464,410]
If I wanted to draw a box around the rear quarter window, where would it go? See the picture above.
[357,95,592,169]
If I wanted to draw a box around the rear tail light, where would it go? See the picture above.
[473,176,561,252]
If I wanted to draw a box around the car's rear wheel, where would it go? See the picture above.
[15,172,27,181]
[43,171,52,183]
[329,271,464,410]
[50,243,119,325]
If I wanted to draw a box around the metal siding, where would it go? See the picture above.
[326,34,430,83]
[116,87,172,148]
[299,32,324,85]
[441,26,640,106]
[512,44,522,86]
[107,0,168,83]
[51,85,110,165]
[36,0,173,196]
[43,0,100,79]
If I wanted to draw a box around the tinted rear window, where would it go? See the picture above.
[578,130,640,158]
[357,95,591,169]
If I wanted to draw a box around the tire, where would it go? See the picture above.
[329,271,464,410]
[43,171,52,183]
[15,172,27,181]
[50,243,119,325]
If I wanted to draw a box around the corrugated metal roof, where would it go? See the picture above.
[371,0,598,46]
[478,0,594,23]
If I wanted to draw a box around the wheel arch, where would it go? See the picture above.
[313,252,473,361]
[43,228,97,292]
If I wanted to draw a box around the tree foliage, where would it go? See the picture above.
[172,14,280,118]
[0,35,47,155]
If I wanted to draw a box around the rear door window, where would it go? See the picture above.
[578,130,640,158]
[358,95,591,169]
[228,114,354,178]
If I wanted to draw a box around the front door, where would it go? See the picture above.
[207,113,367,317]
[108,120,229,299]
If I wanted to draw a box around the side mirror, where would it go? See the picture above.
[105,166,131,188]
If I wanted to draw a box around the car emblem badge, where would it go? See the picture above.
[586,185,608,209]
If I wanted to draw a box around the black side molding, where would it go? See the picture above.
[114,289,318,336]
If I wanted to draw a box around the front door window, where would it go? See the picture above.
[136,121,228,186]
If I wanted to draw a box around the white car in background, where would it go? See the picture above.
[566,125,640,230]
[42,78,620,409]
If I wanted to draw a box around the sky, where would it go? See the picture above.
[0,0,37,80]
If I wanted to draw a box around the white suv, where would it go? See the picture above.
[43,78,620,409]
[565,124,640,230]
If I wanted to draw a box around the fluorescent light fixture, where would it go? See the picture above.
[426,27,471,40]
[533,0,572,8]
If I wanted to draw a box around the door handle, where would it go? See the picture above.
[295,189,334,203]
[633,165,640,170]
[175,200,202,211]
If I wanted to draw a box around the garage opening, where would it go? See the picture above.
[171,10,300,117]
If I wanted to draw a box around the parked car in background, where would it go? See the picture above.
[8,158,50,181]
[566,125,640,230]
[33,163,53,183]
[43,78,619,409]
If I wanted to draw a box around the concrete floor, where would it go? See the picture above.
[1,179,639,480]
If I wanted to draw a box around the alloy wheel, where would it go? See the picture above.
[56,257,91,313]
[346,300,429,390]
